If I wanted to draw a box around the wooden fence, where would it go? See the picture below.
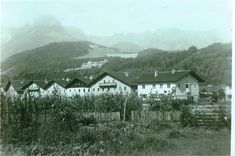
[82,112,120,121]
[190,104,231,126]
[131,111,181,121]
[37,111,121,123]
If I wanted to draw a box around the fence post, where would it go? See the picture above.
[123,97,128,122]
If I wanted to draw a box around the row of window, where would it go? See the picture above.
[142,83,197,89]
[142,83,171,89]
[103,79,115,83]
[67,86,127,93]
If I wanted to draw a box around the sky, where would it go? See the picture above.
[1,0,233,36]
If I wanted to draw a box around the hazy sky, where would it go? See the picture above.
[1,0,233,36]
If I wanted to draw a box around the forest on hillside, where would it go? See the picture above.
[1,42,232,85]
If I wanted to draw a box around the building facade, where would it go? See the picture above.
[136,70,203,101]
[89,72,134,96]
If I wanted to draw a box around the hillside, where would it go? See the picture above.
[102,43,232,85]
[1,42,232,85]
[1,41,118,76]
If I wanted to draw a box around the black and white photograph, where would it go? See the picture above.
[0,0,235,155]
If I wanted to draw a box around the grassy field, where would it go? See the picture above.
[0,121,231,156]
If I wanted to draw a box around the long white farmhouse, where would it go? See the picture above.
[66,78,90,97]
[136,70,204,101]
[89,71,136,95]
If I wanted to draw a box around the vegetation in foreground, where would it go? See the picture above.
[0,121,230,156]
[0,94,231,156]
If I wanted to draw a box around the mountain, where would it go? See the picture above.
[1,16,87,60]
[1,41,232,86]
[89,29,230,51]
[1,16,230,61]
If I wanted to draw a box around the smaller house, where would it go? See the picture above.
[89,71,136,96]
[44,80,67,97]
[4,81,19,97]
[65,78,90,97]
[136,70,204,101]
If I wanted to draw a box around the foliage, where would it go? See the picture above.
[2,43,232,85]
[180,105,197,127]
[146,94,194,111]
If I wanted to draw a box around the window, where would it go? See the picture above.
[167,84,170,88]
[152,84,156,89]
[108,88,110,91]
[102,88,104,91]
[79,89,80,92]
[88,89,90,92]
[142,85,145,89]
[98,88,100,91]
[124,87,126,91]
[194,83,197,88]
[112,79,115,82]
[83,89,85,92]
[104,80,106,83]
[186,83,189,89]
[160,84,163,88]
[93,88,95,91]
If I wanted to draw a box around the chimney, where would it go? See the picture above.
[172,69,175,74]
[124,72,129,77]
[154,70,158,77]
[45,79,48,84]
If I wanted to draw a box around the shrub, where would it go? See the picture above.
[78,116,97,126]
[180,105,197,127]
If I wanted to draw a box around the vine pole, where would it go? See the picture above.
[123,97,129,122]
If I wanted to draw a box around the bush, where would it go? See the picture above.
[180,105,197,127]
[78,116,97,126]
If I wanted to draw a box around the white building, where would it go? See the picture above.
[20,81,45,97]
[43,80,67,97]
[106,53,138,58]
[4,81,19,97]
[89,71,136,96]
[136,70,204,101]
[65,78,90,97]
[81,59,108,69]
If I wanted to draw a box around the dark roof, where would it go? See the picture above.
[88,71,135,87]
[44,79,68,90]
[1,82,8,91]
[33,80,49,89]
[3,80,33,92]
[65,78,89,88]
[136,70,204,84]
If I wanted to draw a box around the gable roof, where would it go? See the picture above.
[65,77,90,88]
[44,80,68,90]
[88,71,135,87]
[136,70,204,84]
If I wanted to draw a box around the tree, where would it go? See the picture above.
[188,46,198,53]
